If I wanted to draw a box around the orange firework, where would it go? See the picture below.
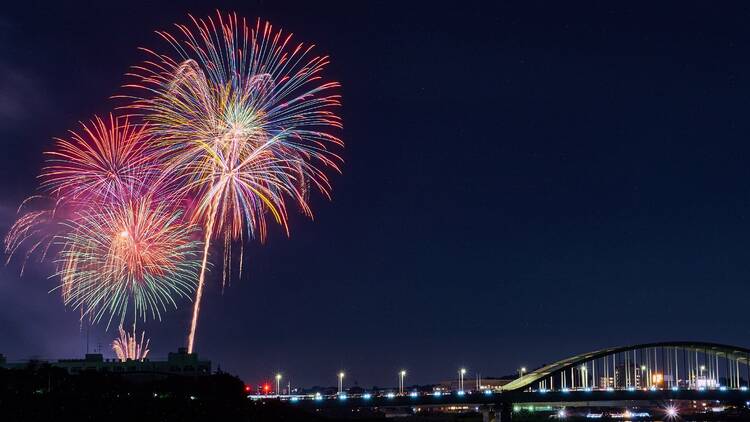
[112,325,150,361]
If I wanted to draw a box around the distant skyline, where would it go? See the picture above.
[3,1,750,388]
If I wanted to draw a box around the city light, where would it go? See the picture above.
[399,370,407,394]
[363,393,372,400]
[557,409,567,418]
[338,371,345,394]
[651,373,663,385]
[410,391,418,398]
[433,391,442,397]
[457,390,465,396]
[666,405,678,418]
[386,392,395,399]
[339,393,347,400]
[290,396,299,403]
[484,389,493,395]
[275,373,282,396]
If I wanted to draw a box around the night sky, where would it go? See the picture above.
[2,1,750,389]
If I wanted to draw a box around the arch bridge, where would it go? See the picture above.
[503,341,750,392]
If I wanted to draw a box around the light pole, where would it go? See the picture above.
[518,367,527,377]
[459,368,466,391]
[640,365,647,388]
[275,373,282,396]
[338,371,345,394]
[399,370,406,394]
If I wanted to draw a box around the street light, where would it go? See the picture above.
[399,370,407,394]
[275,373,282,396]
[518,367,527,377]
[338,371,345,394]
[459,368,467,391]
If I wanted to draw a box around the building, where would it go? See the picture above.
[1,348,211,377]
[435,377,514,392]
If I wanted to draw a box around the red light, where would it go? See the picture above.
[263,384,270,392]
[244,385,251,392]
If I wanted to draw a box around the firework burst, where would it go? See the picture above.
[56,197,202,327]
[122,12,343,352]
[41,113,157,203]
[112,325,151,361]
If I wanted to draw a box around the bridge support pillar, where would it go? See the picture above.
[481,409,491,422]
[496,402,511,422]
[479,405,497,422]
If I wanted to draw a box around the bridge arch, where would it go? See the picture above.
[502,341,750,392]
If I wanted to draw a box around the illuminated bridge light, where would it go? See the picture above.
[339,393,347,400]
[410,391,419,398]
[720,386,728,391]
[561,388,570,393]
[649,386,656,391]
[290,396,299,403]
[741,386,748,392]
[433,391,442,397]
[484,389,493,396]
[363,393,372,400]
[584,388,592,392]
[628,386,636,392]
[671,386,679,391]
[699,387,706,391]
[457,390,466,396]
[315,393,323,401]
[386,392,395,399]
[607,387,614,392]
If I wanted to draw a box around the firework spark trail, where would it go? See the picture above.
[122,12,344,353]
[4,195,67,275]
[112,325,150,361]
[56,197,203,328]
